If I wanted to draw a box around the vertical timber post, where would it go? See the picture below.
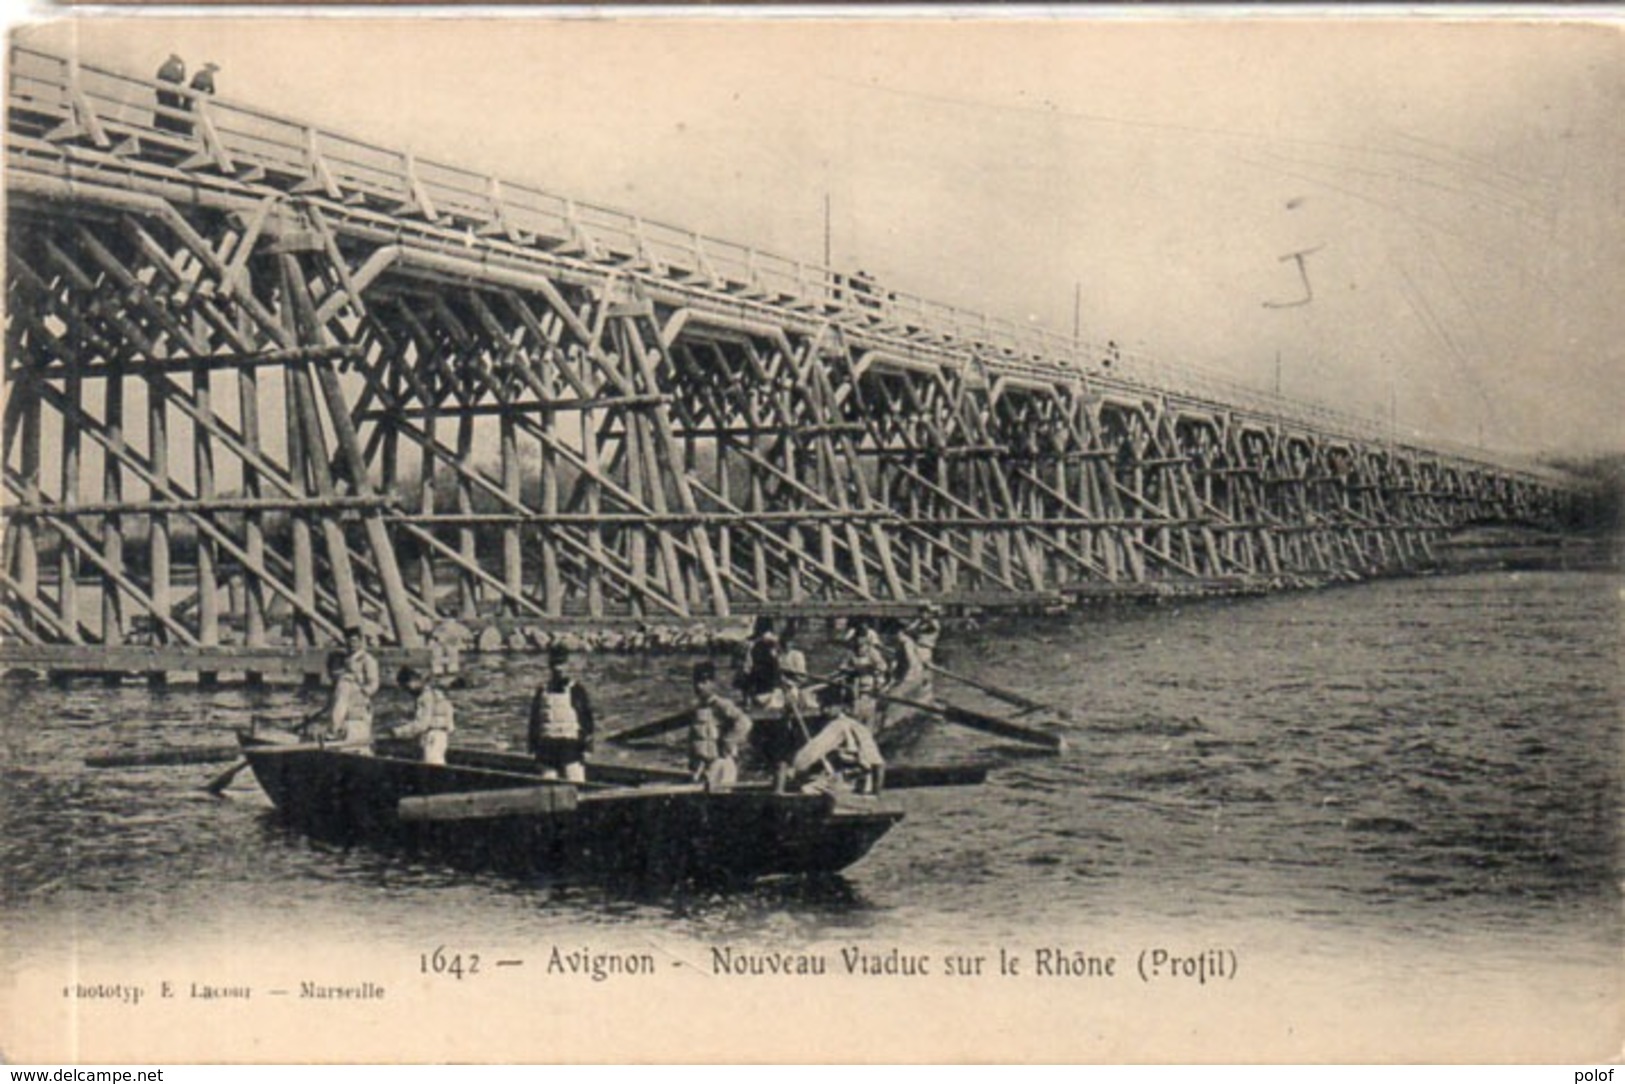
[102,361,126,649]
[15,370,41,638]
[285,361,317,655]
[59,368,82,640]
[146,368,171,684]
[193,358,220,684]
[239,356,268,682]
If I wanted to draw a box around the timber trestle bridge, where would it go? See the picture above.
[1,46,1574,678]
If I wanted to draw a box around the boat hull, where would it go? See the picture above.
[240,737,902,885]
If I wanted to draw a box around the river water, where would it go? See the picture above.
[2,568,1619,1061]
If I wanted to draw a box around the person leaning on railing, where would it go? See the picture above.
[153,54,187,134]
[190,61,219,100]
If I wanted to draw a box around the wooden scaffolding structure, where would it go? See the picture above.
[1,45,1573,671]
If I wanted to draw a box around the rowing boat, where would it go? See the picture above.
[237,730,905,885]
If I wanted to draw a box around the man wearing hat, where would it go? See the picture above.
[883,603,942,726]
[528,643,594,781]
[688,660,753,790]
[791,682,884,796]
[301,650,374,750]
[390,667,455,766]
[189,61,220,98]
[342,624,382,712]
[841,618,890,726]
[908,602,943,663]
[777,624,813,712]
[735,615,782,708]
[153,54,187,134]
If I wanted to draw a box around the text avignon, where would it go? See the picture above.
[545,947,657,982]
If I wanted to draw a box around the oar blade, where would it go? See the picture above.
[203,759,250,795]
[87,744,243,769]
[927,663,1054,714]
[605,708,694,745]
[880,693,1066,753]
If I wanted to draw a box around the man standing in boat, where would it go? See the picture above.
[880,603,942,728]
[777,624,814,712]
[389,667,455,766]
[735,615,781,708]
[529,643,594,782]
[754,631,815,791]
[303,650,374,749]
[689,660,753,790]
[841,618,891,726]
[343,625,382,713]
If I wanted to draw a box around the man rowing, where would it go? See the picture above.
[879,604,941,728]
[788,682,885,796]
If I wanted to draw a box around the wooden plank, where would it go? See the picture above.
[397,784,578,823]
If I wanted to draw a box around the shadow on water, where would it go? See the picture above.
[243,804,879,931]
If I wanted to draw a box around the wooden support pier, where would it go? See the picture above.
[0,43,1578,673]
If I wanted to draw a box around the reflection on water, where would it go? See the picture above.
[2,571,1619,980]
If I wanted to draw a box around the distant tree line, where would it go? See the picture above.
[1544,453,1625,532]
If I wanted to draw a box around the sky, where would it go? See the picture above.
[10,13,1624,459]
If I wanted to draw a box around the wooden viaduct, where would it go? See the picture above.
[1,46,1574,674]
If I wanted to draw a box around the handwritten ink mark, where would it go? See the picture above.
[1264,245,1324,309]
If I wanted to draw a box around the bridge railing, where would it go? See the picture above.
[7,43,1566,487]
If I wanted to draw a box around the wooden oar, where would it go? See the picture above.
[605,707,694,745]
[877,692,1067,753]
[886,763,991,789]
[926,663,1057,716]
[204,759,252,795]
[87,744,243,769]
